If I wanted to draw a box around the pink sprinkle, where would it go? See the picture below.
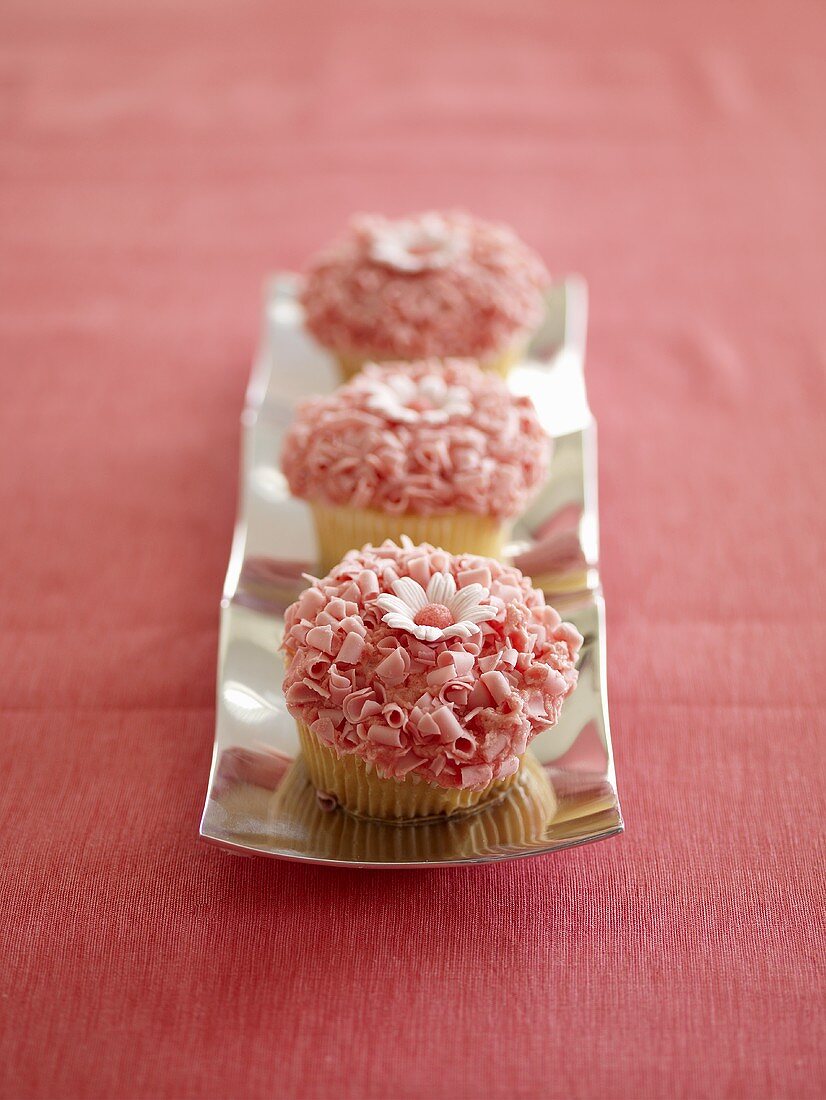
[306,625,335,655]
[391,751,425,777]
[317,707,344,726]
[407,556,432,588]
[375,647,410,686]
[553,622,584,651]
[477,654,501,674]
[524,664,551,687]
[481,670,511,705]
[451,651,475,678]
[357,570,380,597]
[546,668,568,693]
[482,733,509,761]
[458,566,492,589]
[467,680,493,708]
[285,682,322,707]
[439,681,470,707]
[336,632,365,665]
[342,690,382,724]
[339,615,367,637]
[460,764,494,789]
[306,653,331,680]
[301,677,330,699]
[310,717,336,745]
[290,622,311,645]
[298,588,327,618]
[338,581,361,603]
[498,756,519,778]
[524,691,548,719]
[426,663,456,689]
[367,723,403,748]
[381,703,406,728]
[416,713,442,740]
[431,705,465,743]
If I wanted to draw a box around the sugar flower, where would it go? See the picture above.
[375,572,497,642]
[361,371,472,425]
[365,212,468,273]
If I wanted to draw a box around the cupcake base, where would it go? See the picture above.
[297,722,520,823]
[333,336,530,382]
[311,502,508,575]
[270,751,557,860]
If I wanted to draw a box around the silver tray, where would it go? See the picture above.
[199,276,623,867]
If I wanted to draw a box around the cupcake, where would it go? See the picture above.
[282,539,582,823]
[281,359,551,573]
[300,210,549,379]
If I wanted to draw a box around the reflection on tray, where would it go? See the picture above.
[203,748,620,866]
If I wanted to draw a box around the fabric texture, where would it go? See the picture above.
[1,1,824,1097]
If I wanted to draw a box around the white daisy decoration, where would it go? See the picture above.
[365,213,468,273]
[362,372,472,425]
[375,573,498,642]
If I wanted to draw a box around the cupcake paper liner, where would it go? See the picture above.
[297,721,520,823]
[333,336,530,383]
[310,503,508,575]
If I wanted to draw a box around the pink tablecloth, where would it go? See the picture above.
[1,2,824,1097]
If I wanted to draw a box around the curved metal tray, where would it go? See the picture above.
[199,276,623,867]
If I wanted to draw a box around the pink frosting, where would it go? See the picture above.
[282,540,582,791]
[300,211,550,360]
[281,359,551,519]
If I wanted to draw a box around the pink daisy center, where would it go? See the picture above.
[413,602,454,629]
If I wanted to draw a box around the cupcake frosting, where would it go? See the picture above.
[281,359,551,518]
[282,540,582,791]
[300,211,550,360]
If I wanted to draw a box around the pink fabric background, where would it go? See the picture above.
[1,2,824,1097]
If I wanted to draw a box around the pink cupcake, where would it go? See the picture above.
[281,359,551,573]
[282,539,582,822]
[300,210,549,380]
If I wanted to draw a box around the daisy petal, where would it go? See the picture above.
[427,572,456,605]
[442,622,479,639]
[392,577,428,610]
[462,606,499,623]
[376,594,414,617]
[391,375,416,401]
[383,614,416,631]
[410,623,443,642]
[449,584,487,616]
